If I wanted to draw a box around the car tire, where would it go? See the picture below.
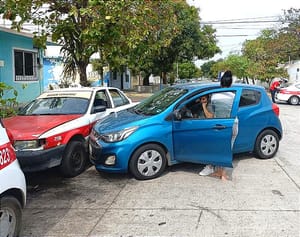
[129,144,167,180]
[288,96,299,105]
[59,141,87,178]
[0,196,22,237]
[254,129,279,159]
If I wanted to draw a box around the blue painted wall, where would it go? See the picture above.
[0,29,43,103]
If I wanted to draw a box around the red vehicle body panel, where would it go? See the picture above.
[3,115,81,140]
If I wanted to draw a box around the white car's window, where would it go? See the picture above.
[94,91,110,108]
[109,89,130,107]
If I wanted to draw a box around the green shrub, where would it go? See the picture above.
[0,82,18,118]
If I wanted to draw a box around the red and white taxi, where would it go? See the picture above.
[2,87,136,178]
[276,83,300,105]
[0,119,26,237]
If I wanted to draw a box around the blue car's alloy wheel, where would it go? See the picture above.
[129,144,167,180]
[254,129,279,159]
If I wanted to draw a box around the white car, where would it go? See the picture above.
[0,119,26,237]
[3,87,137,178]
[276,83,300,105]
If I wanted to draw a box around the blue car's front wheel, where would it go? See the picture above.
[129,144,167,180]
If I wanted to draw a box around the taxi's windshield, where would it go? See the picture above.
[132,87,188,115]
[18,97,89,115]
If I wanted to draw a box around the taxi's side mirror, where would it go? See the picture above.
[92,105,106,114]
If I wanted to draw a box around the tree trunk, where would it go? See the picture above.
[78,62,89,86]
[99,66,104,86]
[143,73,150,86]
[162,72,167,84]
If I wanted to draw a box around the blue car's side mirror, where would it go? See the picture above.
[173,110,182,120]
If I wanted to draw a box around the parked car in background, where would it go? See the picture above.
[89,83,283,180]
[276,83,300,105]
[3,87,136,178]
[0,119,26,237]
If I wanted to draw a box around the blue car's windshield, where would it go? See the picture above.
[18,97,89,115]
[133,87,188,115]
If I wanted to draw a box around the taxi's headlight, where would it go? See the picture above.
[14,140,45,151]
[100,126,138,143]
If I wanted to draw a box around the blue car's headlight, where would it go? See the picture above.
[100,126,139,143]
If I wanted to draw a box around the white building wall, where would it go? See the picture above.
[286,60,300,83]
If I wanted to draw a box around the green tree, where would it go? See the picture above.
[176,61,201,79]
[0,82,18,118]
[134,1,220,85]
[242,30,288,81]
[201,61,218,79]
[0,0,174,86]
[277,8,300,62]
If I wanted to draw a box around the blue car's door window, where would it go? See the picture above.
[211,91,235,118]
[181,94,214,119]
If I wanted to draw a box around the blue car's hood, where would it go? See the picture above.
[94,109,147,132]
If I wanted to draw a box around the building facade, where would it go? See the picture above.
[0,26,44,103]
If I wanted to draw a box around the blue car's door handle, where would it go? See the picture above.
[213,124,226,130]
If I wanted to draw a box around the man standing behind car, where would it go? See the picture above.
[270,79,282,103]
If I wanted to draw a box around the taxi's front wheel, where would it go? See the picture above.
[60,141,87,178]
[129,144,167,180]
[0,196,22,237]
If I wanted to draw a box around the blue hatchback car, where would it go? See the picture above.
[89,83,282,180]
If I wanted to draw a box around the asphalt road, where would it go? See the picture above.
[21,101,300,237]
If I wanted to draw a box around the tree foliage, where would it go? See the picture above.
[199,8,300,82]
[144,1,220,83]
[177,61,202,79]
[242,30,288,81]
[0,82,18,118]
[1,0,219,86]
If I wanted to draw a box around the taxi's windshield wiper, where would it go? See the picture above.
[133,108,144,115]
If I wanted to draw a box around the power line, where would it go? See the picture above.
[202,20,281,25]
[216,34,256,37]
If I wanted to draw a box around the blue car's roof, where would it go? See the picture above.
[172,82,265,93]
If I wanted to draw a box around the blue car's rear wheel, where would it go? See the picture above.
[129,144,166,180]
[254,129,279,159]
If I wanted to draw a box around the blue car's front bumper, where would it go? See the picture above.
[89,138,130,173]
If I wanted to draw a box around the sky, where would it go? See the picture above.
[187,0,300,64]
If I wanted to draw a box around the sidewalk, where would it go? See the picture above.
[125,91,153,102]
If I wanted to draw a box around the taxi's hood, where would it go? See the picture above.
[3,115,81,140]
